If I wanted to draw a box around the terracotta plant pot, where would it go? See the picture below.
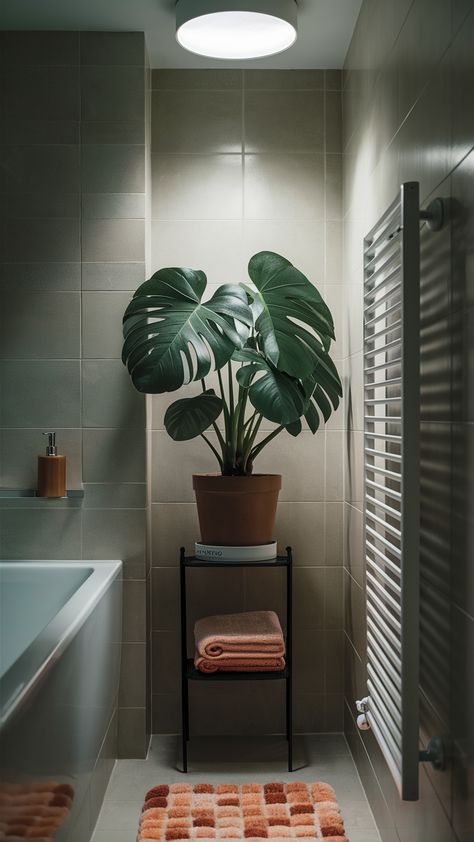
[192,473,282,546]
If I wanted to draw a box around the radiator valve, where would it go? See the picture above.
[355,697,371,730]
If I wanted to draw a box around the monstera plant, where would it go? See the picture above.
[123,251,342,547]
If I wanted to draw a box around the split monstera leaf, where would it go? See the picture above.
[122,251,342,475]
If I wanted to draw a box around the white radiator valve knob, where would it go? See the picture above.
[356,697,370,713]
[357,712,371,731]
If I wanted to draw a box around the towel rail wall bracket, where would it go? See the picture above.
[419,197,445,231]
[419,737,446,771]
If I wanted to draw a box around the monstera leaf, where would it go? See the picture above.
[164,390,223,441]
[122,268,253,393]
[234,349,306,426]
[246,251,336,380]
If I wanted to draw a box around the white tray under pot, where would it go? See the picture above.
[195,541,277,562]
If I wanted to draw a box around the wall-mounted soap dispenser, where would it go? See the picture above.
[37,432,66,498]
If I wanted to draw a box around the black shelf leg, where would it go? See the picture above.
[181,676,189,773]
[180,548,188,772]
[286,547,293,771]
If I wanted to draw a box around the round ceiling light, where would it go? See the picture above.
[175,0,298,61]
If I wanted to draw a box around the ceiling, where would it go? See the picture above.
[0,0,362,68]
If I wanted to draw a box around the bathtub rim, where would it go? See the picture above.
[0,560,122,730]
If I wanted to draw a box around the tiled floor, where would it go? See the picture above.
[91,735,381,842]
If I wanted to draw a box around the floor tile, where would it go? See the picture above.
[92,735,381,841]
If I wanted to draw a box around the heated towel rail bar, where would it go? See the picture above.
[362,182,421,801]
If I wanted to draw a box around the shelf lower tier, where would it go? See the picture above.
[185,658,289,681]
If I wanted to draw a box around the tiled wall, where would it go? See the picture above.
[149,69,345,735]
[342,2,474,840]
[0,31,148,762]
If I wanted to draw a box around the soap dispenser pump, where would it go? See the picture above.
[37,432,66,498]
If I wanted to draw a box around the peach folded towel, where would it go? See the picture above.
[194,610,285,673]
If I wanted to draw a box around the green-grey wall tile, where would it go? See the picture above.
[151,631,180,695]
[82,292,130,358]
[0,262,81,292]
[245,90,324,154]
[152,69,242,90]
[293,567,326,629]
[0,146,80,194]
[118,643,146,707]
[0,219,80,262]
[325,70,342,90]
[151,694,180,734]
[81,145,145,193]
[82,428,146,483]
[81,121,145,145]
[83,483,146,509]
[244,70,324,90]
[152,90,242,155]
[2,67,80,121]
[82,509,146,579]
[117,708,147,759]
[150,568,180,631]
[80,32,145,67]
[325,91,342,153]
[82,219,145,262]
[81,67,145,122]
[0,291,80,359]
[122,580,146,642]
[0,192,80,220]
[0,360,80,427]
[82,193,145,220]
[0,119,80,145]
[81,262,145,292]
[0,508,82,559]
[0,32,79,66]
[82,360,145,428]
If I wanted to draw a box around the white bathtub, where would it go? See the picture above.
[0,560,122,842]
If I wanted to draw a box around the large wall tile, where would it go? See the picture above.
[82,193,145,220]
[0,32,79,66]
[83,509,146,579]
[242,220,324,284]
[82,292,131,358]
[81,67,145,122]
[81,145,145,193]
[81,120,145,145]
[80,32,145,66]
[152,90,242,154]
[0,508,82,559]
[1,67,80,121]
[0,146,80,194]
[151,154,242,220]
[0,219,80,262]
[151,503,200,565]
[83,428,146,483]
[82,262,145,292]
[245,91,324,154]
[0,360,80,427]
[82,360,145,428]
[150,220,243,283]
[152,69,242,91]
[82,218,145,262]
[244,154,325,220]
[0,291,80,359]
[244,70,324,90]
[0,263,81,293]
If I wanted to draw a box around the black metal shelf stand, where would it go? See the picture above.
[179,546,293,773]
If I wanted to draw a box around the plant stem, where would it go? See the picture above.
[249,425,284,462]
[200,433,223,470]
[227,361,234,418]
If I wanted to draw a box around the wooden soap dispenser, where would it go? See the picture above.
[37,431,66,498]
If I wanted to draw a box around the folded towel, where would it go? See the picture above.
[194,610,285,673]
[194,653,286,673]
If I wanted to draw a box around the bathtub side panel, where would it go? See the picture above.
[0,575,122,842]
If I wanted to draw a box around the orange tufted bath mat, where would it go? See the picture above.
[0,780,74,840]
[138,782,349,841]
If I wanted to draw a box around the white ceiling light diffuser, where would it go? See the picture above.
[175,0,298,60]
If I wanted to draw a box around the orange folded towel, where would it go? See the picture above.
[194,611,285,673]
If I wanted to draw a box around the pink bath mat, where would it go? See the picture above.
[138,781,349,841]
